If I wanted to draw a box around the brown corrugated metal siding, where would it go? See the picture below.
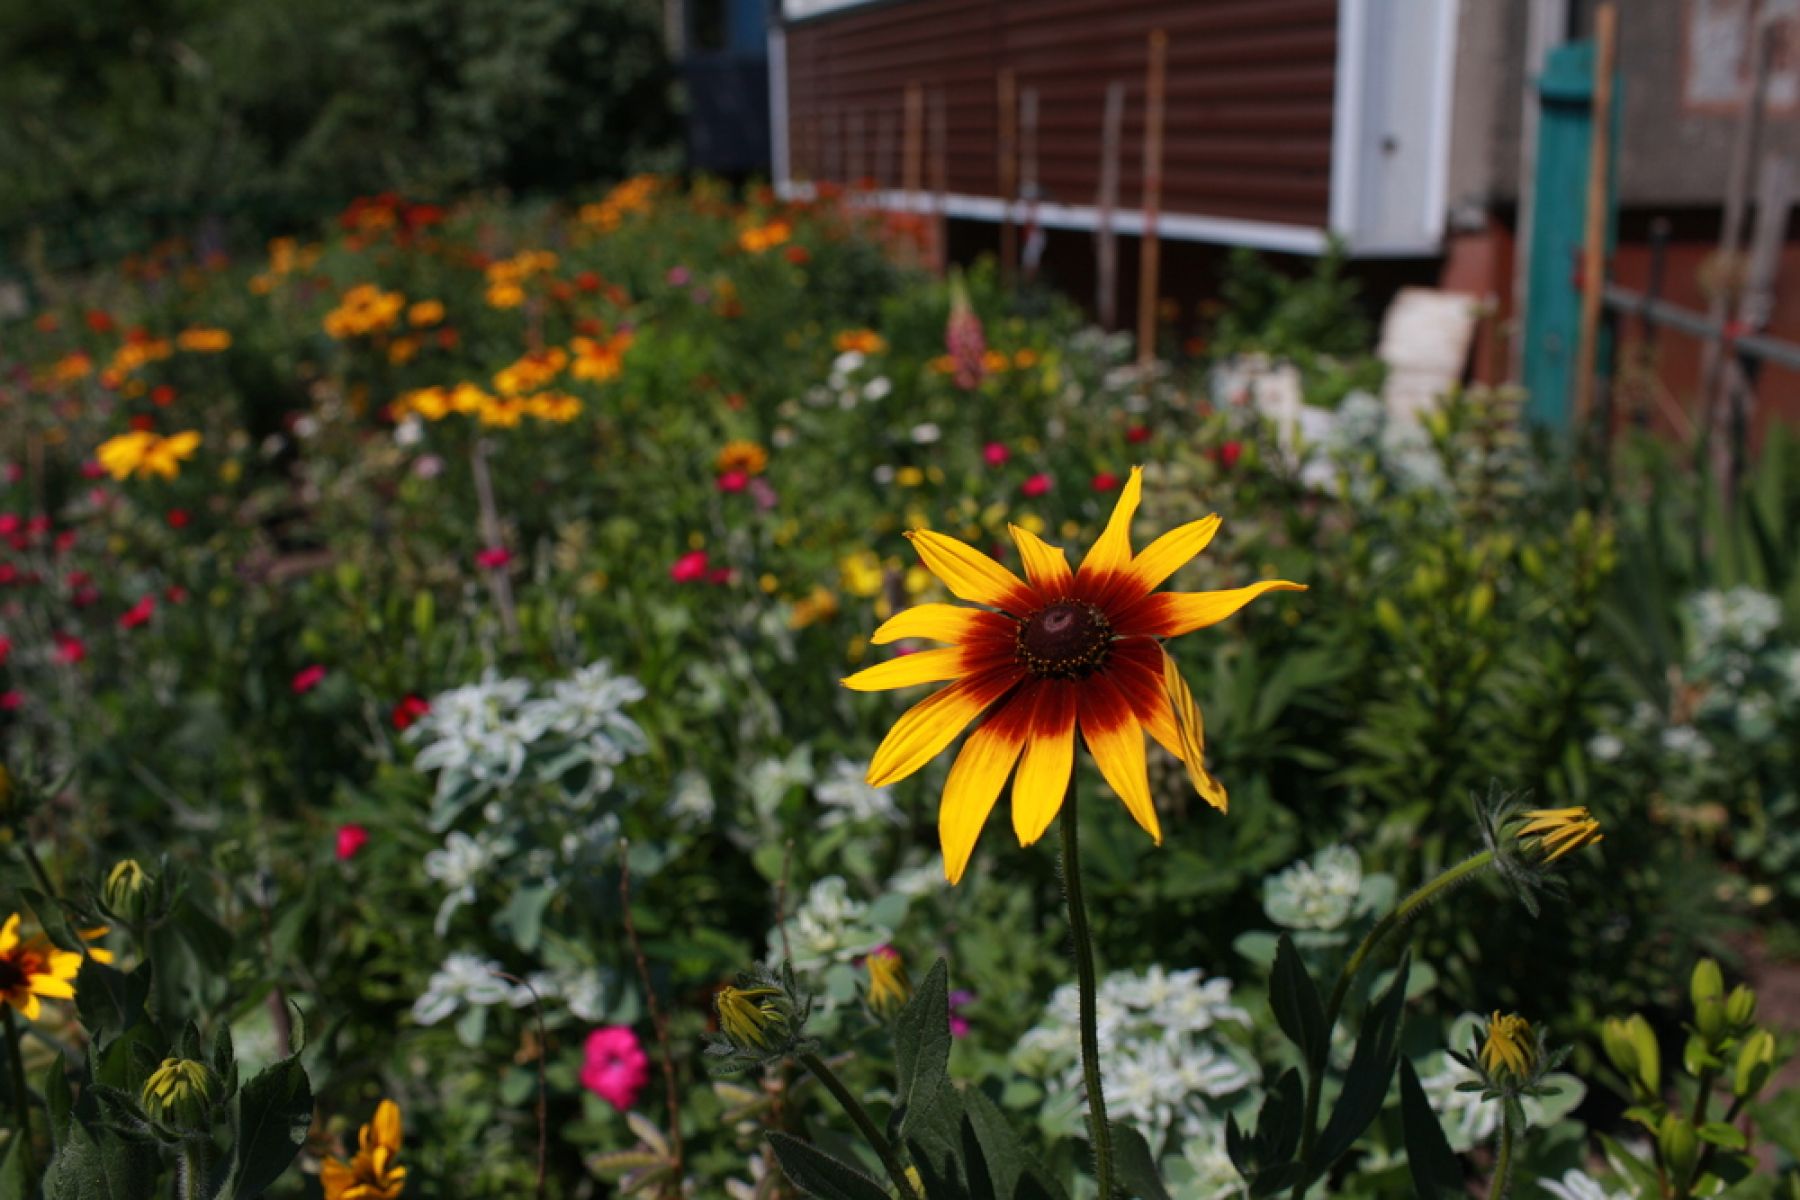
[784,0,1339,229]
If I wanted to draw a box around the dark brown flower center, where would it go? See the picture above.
[1016,601,1112,679]
[0,956,29,993]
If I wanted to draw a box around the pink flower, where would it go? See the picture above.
[580,1026,651,1111]
[749,477,779,511]
[667,266,691,286]
[1125,424,1151,445]
[670,550,709,583]
[707,567,733,586]
[716,469,749,493]
[0,514,16,536]
[475,545,512,570]
[335,824,369,861]
[946,276,986,391]
[292,664,327,694]
[0,636,9,665]
[119,595,155,630]
[1091,471,1119,492]
[1020,473,1052,498]
[80,460,106,480]
[982,442,1009,467]
[53,633,86,664]
[0,692,20,712]
[948,989,975,1039]
[391,694,430,731]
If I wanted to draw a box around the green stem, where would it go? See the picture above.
[798,1053,920,1200]
[1293,850,1495,1199]
[1060,782,1115,1199]
[18,841,56,900]
[175,1141,205,1200]
[4,1006,36,1182]
[1487,1101,1518,1200]
[1686,1094,1747,1195]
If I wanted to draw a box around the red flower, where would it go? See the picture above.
[1214,441,1244,470]
[1020,473,1052,498]
[982,442,1010,467]
[1126,424,1151,444]
[151,385,177,408]
[53,633,86,664]
[84,310,116,334]
[0,515,16,536]
[335,824,370,861]
[475,546,512,570]
[119,595,155,630]
[575,271,602,293]
[0,692,20,712]
[164,585,189,604]
[716,469,749,494]
[784,245,811,265]
[53,531,76,554]
[166,509,190,529]
[80,461,106,480]
[1091,471,1120,492]
[670,550,709,583]
[391,694,430,731]
[707,567,734,586]
[0,636,10,665]
[292,664,327,694]
[128,415,156,433]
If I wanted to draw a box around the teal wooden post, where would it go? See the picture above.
[1523,40,1621,429]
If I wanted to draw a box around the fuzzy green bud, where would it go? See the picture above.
[1616,1014,1661,1097]
[1601,1016,1640,1078]
[1734,1029,1777,1099]
[1696,996,1727,1042]
[141,1058,217,1127]
[1658,1114,1699,1182]
[1725,984,1757,1029]
[104,859,153,922]
[1691,959,1725,1011]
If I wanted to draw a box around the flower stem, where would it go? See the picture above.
[4,1006,36,1182]
[1292,850,1495,1199]
[1487,1101,1518,1200]
[1060,780,1115,1199]
[798,1052,920,1200]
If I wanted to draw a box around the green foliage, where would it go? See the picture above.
[1206,241,1385,407]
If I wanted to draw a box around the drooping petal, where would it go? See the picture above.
[906,530,1032,610]
[939,688,1036,883]
[1008,524,1072,592]
[1077,673,1161,843]
[1011,680,1077,847]
[842,646,975,692]
[870,603,1012,646]
[866,668,1022,788]
[372,1100,404,1152]
[28,974,74,1000]
[1115,580,1307,638]
[1162,647,1228,812]
[1125,515,1222,596]
[1077,466,1142,580]
[1102,641,1183,759]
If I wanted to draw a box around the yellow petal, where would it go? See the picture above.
[1078,676,1161,843]
[939,700,1031,883]
[372,1100,403,1151]
[1078,465,1142,578]
[162,431,202,457]
[1162,648,1228,813]
[18,993,40,1021]
[1008,524,1072,592]
[1127,515,1221,594]
[867,671,1016,788]
[0,914,19,955]
[29,975,75,1000]
[870,603,998,645]
[905,530,1029,609]
[841,647,973,692]
[1123,580,1307,638]
[1011,683,1076,847]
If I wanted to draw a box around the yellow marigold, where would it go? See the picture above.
[493,348,567,397]
[569,331,633,383]
[842,468,1304,883]
[523,392,583,423]
[839,551,887,598]
[449,382,491,415]
[739,219,792,253]
[834,329,887,355]
[321,1099,406,1200]
[1480,1012,1537,1080]
[790,585,840,630]
[476,398,525,428]
[407,300,445,328]
[324,285,405,339]
[0,913,80,1020]
[387,336,420,366]
[48,352,93,384]
[981,349,1010,374]
[485,282,525,310]
[396,386,450,421]
[96,430,202,481]
[176,328,231,353]
[714,440,768,477]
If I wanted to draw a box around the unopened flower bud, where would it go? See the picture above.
[1601,1016,1640,1078]
[715,984,787,1051]
[1658,1114,1698,1182]
[1479,1012,1537,1083]
[104,859,152,922]
[1734,1029,1777,1099]
[1725,984,1757,1029]
[1691,959,1724,1010]
[1625,1015,1661,1095]
[864,946,911,1019]
[1696,996,1727,1042]
[141,1058,217,1127]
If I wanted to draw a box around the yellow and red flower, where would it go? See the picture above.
[843,468,1303,883]
[0,913,81,1020]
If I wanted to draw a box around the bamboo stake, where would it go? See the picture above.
[1572,2,1616,446]
[1097,80,1125,329]
[998,68,1018,285]
[1136,31,1168,370]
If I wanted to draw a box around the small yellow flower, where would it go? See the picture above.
[96,430,202,481]
[895,466,925,488]
[0,913,81,1020]
[715,440,769,477]
[865,947,911,1017]
[407,300,445,328]
[176,328,232,353]
[1518,807,1603,862]
[789,585,840,630]
[322,1099,406,1200]
[1480,1011,1536,1080]
[834,329,887,354]
[715,985,784,1049]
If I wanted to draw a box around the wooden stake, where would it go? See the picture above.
[903,83,924,195]
[997,68,1018,285]
[1717,152,1794,500]
[1136,31,1169,370]
[1097,81,1125,329]
[1020,87,1041,279]
[876,107,897,190]
[930,86,949,273]
[1572,2,1616,443]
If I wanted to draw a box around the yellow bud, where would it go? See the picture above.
[105,859,153,922]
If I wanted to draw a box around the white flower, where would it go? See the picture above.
[1587,733,1625,762]
[424,830,510,935]
[831,350,866,377]
[1174,1121,1247,1200]
[863,376,893,402]
[1687,586,1782,654]
[394,417,424,447]
[667,769,716,823]
[1264,845,1362,931]
[910,422,942,444]
[1660,725,1713,761]
[1542,1169,1635,1200]
[412,953,514,1025]
[815,758,903,828]
[781,876,891,971]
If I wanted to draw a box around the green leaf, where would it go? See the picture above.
[1599,1133,1662,1198]
[891,958,952,1141]
[499,885,553,953]
[44,1056,74,1149]
[1695,1121,1748,1150]
[767,1133,893,1200]
[73,959,151,1041]
[1270,935,1327,1065]
[1110,1122,1172,1200]
[1314,951,1410,1171]
[961,1086,1064,1200]
[1398,1059,1463,1200]
[219,1055,312,1199]
[0,1136,31,1200]
[41,1117,156,1200]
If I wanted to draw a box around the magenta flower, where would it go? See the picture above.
[292,664,327,694]
[1020,473,1052,498]
[119,595,155,630]
[580,1026,651,1111]
[475,545,512,570]
[982,442,1009,467]
[670,550,709,583]
[335,824,369,861]
[948,989,975,1039]
[716,469,749,494]
[53,633,86,665]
